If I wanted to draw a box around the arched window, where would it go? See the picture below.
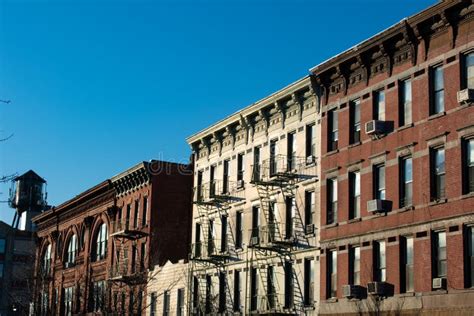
[95,223,108,261]
[42,244,52,276]
[66,234,77,267]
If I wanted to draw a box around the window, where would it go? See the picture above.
[349,171,361,219]
[374,90,385,121]
[237,153,245,183]
[464,139,474,194]
[374,164,386,200]
[233,270,242,312]
[163,290,170,316]
[194,223,201,257]
[42,244,52,276]
[205,275,212,314]
[288,132,296,170]
[306,123,317,162]
[374,241,386,282]
[304,258,314,306]
[208,219,215,255]
[253,146,261,182]
[328,109,338,151]
[0,239,5,254]
[304,191,315,227]
[66,234,77,267]
[433,231,447,278]
[223,159,230,194]
[63,286,74,316]
[400,157,413,207]
[0,263,3,279]
[177,288,185,316]
[401,236,414,293]
[328,250,337,299]
[235,211,243,249]
[210,165,216,197]
[40,290,49,316]
[131,245,138,274]
[142,196,148,226]
[197,171,203,201]
[466,227,474,287]
[350,99,361,144]
[126,204,131,229]
[251,206,260,240]
[285,197,295,239]
[327,178,338,224]
[92,280,106,312]
[284,261,294,308]
[463,52,474,89]
[400,79,412,126]
[265,265,275,309]
[431,65,445,114]
[218,272,226,312]
[431,147,445,200]
[94,223,108,261]
[221,215,228,253]
[129,291,135,314]
[137,292,143,315]
[192,277,199,311]
[134,200,139,228]
[270,139,278,176]
[140,242,146,271]
[150,292,157,316]
[250,268,258,311]
[350,246,361,285]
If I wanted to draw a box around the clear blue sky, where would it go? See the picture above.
[0,0,435,224]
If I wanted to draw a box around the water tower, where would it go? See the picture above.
[8,170,48,231]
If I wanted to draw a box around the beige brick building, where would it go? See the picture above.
[186,75,321,315]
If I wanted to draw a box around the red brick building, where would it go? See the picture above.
[32,160,192,315]
[313,1,474,314]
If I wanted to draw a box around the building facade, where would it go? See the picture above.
[187,76,321,315]
[32,160,192,315]
[312,1,474,315]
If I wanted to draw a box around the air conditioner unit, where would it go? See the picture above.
[367,282,392,297]
[457,89,474,104]
[432,277,447,290]
[250,236,260,246]
[342,285,365,299]
[306,156,316,165]
[365,120,386,135]
[237,180,245,189]
[305,224,315,235]
[367,199,392,213]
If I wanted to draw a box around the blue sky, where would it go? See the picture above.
[0,0,435,224]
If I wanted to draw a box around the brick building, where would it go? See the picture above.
[312,1,474,315]
[32,160,192,315]
[186,75,321,315]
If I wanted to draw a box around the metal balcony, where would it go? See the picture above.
[109,219,147,240]
[108,261,146,284]
[251,155,316,186]
[191,240,232,263]
[193,180,244,205]
[248,224,296,251]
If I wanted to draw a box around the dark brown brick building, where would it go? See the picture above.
[313,1,474,314]
[32,160,192,315]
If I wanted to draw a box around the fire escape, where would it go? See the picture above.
[109,213,148,286]
[249,154,317,315]
[190,179,244,315]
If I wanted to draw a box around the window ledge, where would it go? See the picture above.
[348,142,362,149]
[459,102,473,110]
[326,149,339,157]
[462,192,474,200]
[396,292,415,298]
[428,198,447,206]
[324,298,338,303]
[425,289,448,296]
[348,217,362,224]
[396,205,415,213]
[428,111,446,121]
[324,223,339,229]
[397,123,414,132]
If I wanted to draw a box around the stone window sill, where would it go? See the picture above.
[324,223,338,229]
[428,198,447,206]
[348,141,362,149]
[397,123,414,132]
[348,217,362,224]
[462,192,474,200]
[428,111,446,121]
[326,149,339,157]
[324,298,338,303]
[396,205,415,213]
